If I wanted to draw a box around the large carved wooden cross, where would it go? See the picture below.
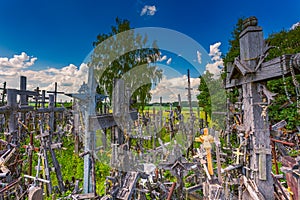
[226,17,300,200]
[67,67,138,194]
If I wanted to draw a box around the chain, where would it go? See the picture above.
[281,57,293,104]
[289,55,300,112]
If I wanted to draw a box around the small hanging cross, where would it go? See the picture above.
[232,147,244,165]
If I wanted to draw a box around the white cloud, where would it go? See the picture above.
[140,5,157,16]
[291,22,300,30]
[206,42,224,78]
[166,58,172,65]
[0,52,89,101]
[25,63,89,94]
[209,42,222,61]
[196,50,202,64]
[0,52,37,69]
[160,55,167,62]
[150,75,200,102]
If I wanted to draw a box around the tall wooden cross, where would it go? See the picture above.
[47,82,64,107]
[64,77,96,194]
[226,16,300,199]
[67,66,138,193]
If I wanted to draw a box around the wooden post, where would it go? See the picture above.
[48,95,65,192]
[239,17,273,199]
[160,96,163,128]
[41,90,46,108]
[20,76,28,105]
[73,99,80,155]
[167,182,176,200]
[186,69,194,120]
[83,66,96,193]
[34,87,40,109]
[79,151,97,197]
[7,89,17,143]
[186,69,194,158]
[28,131,34,177]
[113,79,125,145]
[271,140,279,174]
[39,123,53,195]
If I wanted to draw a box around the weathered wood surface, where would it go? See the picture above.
[71,193,96,199]
[242,176,264,200]
[226,19,275,199]
[48,95,65,193]
[89,111,138,131]
[226,20,300,199]
[116,172,140,200]
[281,156,298,200]
[0,76,79,198]
[226,55,293,89]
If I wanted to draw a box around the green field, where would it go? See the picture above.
[143,105,207,122]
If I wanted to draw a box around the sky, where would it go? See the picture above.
[0,0,299,102]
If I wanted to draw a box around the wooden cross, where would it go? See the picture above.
[116,171,140,200]
[0,77,38,144]
[225,16,300,200]
[79,150,97,198]
[186,69,195,158]
[159,157,196,199]
[37,116,65,193]
[47,82,64,107]
[0,89,36,142]
[66,68,138,193]
[186,69,195,123]
[195,128,214,175]
[165,103,175,138]
[23,131,39,177]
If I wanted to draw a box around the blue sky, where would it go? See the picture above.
[1,0,299,69]
[0,0,299,102]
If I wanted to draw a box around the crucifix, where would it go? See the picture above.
[233,147,244,165]
[67,66,138,193]
[226,16,300,200]
[195,128,214,176]
[65,66,96,193]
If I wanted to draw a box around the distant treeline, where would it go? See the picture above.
[147,101,198,107]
